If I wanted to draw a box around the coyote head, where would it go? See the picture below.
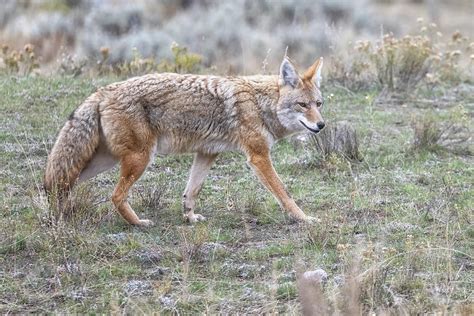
[276,56,325,135]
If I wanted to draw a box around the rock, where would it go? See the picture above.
[198,242,228,259]
[384,222,419,233]
[68,288,87,301]
[334,275,345,286]
[105,232,128,242]
[132,248,163,266]
[240,287,266,301]
[302,269,328,285]
[147,267,170,279]
[237,263,267,279]
[279,270,296,282]
[123,280,153,296]
[159,295,176,309]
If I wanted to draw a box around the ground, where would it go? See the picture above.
[0,75,472,313]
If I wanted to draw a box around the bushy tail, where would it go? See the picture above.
[44,94,101,196]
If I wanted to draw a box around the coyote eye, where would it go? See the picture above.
[316,101,323,107]
[297,102,309,109]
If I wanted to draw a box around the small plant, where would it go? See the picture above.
[58,52,86,77]
[117,47,158,77]
[412,114,442,151]
[0,44,40,75]
[116,43,203,77]
[159,42,203,74]
[177,225,210,263]
[310,121,362,163]
[96,46,112,75]
[412,106,471,154]
[371,34,432,92]
[328,21,472,92]
[137,185,168,210]
[41,184,111,229]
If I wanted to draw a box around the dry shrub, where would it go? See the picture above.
[412,115,442,151]
[177,225,210,264]
[338,268,362,315]
[136,185,168,211]
[310,121,363,162]
[329,33,432,93]
[159,43,202,74]
[41,184,111,229]
[0,43,39,75]
[412,107,472,154]
[372,34,432,92]
[328,23,472,92]
[58,52,87,77]
[114,42,203,77]
[297,273,330,315]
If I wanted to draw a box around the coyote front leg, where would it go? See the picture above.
[183,152,218,223]
[247,151,312,222]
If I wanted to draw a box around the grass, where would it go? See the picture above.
[0,73,473,314]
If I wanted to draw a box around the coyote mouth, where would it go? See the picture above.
[299,120,320,134]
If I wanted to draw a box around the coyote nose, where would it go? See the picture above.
[317,121,325,129]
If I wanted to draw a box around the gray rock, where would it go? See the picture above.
[105,232,128,242]
[132,249,163,266]
[123,280,153,296]
[334,275,345,286]
[280,270,296,282]
[302,268,328,284]
[68,289,87,301]
[159,295,176,309]
[198,242,228,259]
[147,267,170,279]
[237,263,267,279]
[240,287,266,301]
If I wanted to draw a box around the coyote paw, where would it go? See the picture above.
[136,219,154,227]
[184,213,207,224]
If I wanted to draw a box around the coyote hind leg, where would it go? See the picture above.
[112,152,153,226]
[183,152,218,223]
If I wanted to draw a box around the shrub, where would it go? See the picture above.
[58,52,87,77]
[372,34,432,92]
[116,43,203,76]
[136,185,168,211]
[412,106,471,154]
[310,121,363,162]
[116,47,159,77]
[41,184,111,229]
[328,23,473,92]
[158,42,203,74]
[412,115,442,151]
[0,43,39,75]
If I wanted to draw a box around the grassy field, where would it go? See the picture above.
[0,74,473,314]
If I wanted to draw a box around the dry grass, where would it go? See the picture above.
[310,121,362,163]
[412,107,472,154]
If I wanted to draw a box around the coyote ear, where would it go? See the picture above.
[304,57,323,88]
[279,57,299,88]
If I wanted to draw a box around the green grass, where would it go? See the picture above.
[0,74,473,314]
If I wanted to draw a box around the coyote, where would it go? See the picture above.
[44,56,325,226]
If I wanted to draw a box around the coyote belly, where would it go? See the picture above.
[44,56,325,226]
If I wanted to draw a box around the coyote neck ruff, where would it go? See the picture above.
[44,56,325,226]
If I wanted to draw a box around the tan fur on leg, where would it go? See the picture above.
[112,152,153,226]
[183,152,218,223]
[246,150,311,222]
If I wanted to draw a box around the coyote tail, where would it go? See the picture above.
[44,94,101,196]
